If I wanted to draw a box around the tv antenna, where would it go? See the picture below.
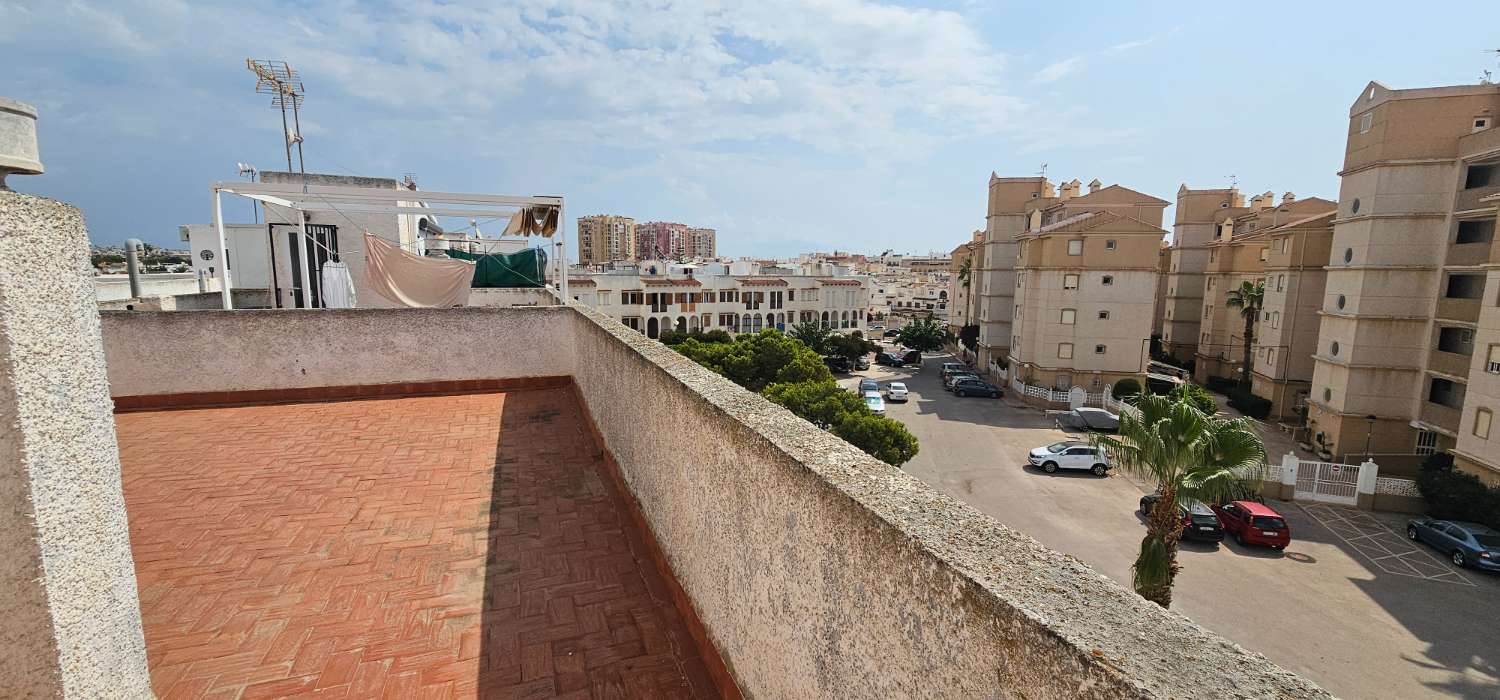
[246,59,307,175]
[1226,173,1238,189]
[1483,50,1500,85]
[1037,162,1048,178]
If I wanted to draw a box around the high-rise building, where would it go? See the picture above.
[577,214,636,265]
[981,175,1168,398]
[1159,185,1246,363]
[688,227,717,259]
[1307,81,1500,484]
[636,221,689,260]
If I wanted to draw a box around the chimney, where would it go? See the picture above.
[1248,194,1264,209]
[1282,191,1295,204]
[1059,179,1081,200]
[1088,178,1102,194]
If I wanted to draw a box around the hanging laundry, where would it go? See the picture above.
[502,206,559,237]
[445,247,548,288]
[362,232,473,308]
[320,260,357,308]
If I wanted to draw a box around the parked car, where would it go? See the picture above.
[1213,500,1290,549]
[900,349,922,366]
[882,329,900,338]
[940,362,967,377]
[1140,494,1225,543]
[1026,441,1110,476]
[874,352,906,367]
[1406,518,1500,570]
[943,372,979,390]
[855,356,871,370]
[863,391,886,415]
[952,378,1002,398]
[884,382,909,402]
[822,356,852,373]
[857,379,878,395]
[869,324,884,331]
[1050,407,1120,432]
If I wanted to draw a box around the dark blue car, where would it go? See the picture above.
[1407,518,1500,571]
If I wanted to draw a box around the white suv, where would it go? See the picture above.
[1027,441,1111,476]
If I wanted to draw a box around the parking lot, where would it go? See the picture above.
[841,352,1500,700]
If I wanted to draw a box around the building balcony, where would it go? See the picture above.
[1445,241,1492,268]
[1435,296,1482,323]
[26,300,1328,698]
[1428,349,1474,378]
[1420,399,1463,434]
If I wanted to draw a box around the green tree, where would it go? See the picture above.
[957,256,973,289]
[896,316,949,353]
[958,324,979,352]
[833,413,919,465]
[1167,383,1219,416]
[1112,378,1142,398]
[827,333,876,364]
[1225,280,1265,387]
[1091,394,1266,608]
[788,320,833,355]
[674,330,832,392]
[763,381,864,428]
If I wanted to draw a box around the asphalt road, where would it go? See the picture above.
[843,353,1500,700]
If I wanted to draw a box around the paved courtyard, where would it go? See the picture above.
[116,390,717,700]
[845,353,1500,700]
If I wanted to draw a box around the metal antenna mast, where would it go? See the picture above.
[246,59,307,175]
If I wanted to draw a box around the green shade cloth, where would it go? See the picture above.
[445,247,548,288]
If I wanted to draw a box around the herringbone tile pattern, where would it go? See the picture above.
[117,390,716,699]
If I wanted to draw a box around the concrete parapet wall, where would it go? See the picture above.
[98,304,1331,699]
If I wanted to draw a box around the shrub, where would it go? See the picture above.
[1204,375,1239,394]
[1417,453,1500,530]
[1112,378,1142,398]
[1227,387,1272,419]
[832,413,919,466]
[1169,383,1219,416]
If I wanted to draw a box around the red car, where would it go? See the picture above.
[1213,500,1291,549]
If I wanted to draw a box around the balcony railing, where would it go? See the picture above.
[1435,296,1482,323]
[1420,399,1462,433]
[1427,349,1473,378]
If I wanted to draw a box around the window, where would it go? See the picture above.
[1266,348,1275,366]
[1429,377,1464,409]
[1330,341,1340,356]
[1094,344,1106,354]
[788,289,795,301]
[1101,275,1114,286]
[1337,294,1347,310]
[1105,239,1117,250]
[1063,274,1079,289]
[1276,274,1285,291]
[1359,112,1373,133]
[1323,388,1332,402]
[1445,274,1484,299]
[1259,247,1268,262]
[1278,238,1288,253]
[1489,345,1500,373]
[1067,239,1084,256]
[1438,327,1475,355]
[1343,248,1353,264]
[1098,310,1110,320]
[1204,304,1212,319]
[1351,198,1361,214]
[1456,219,1495,244]
[1465,164,1494,189]
[1060,309,1076,324]
[1272,311,1280,327]
[1416,430,1439,456]
[1476,118,1492,133]
[1477,408,1494,439]
[1058,343,1074,359]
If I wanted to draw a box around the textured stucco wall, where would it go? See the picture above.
[97,304,1330,698]
[0,192,151,698]
[99,307,576,398]
[563,303,1329,699]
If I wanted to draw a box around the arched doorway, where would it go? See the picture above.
[689,316,699,331]
[646,317,660,339]
[676,316,687,332]
[821,311,830,329]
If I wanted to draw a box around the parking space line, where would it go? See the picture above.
[1294,503,1476,587]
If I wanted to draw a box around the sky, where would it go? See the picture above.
[5,1,1500,261]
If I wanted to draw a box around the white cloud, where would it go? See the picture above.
[1033,57,1083,84]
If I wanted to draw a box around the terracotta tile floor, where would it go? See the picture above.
[116,390,718,699]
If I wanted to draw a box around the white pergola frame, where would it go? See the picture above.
[210,181,567,310]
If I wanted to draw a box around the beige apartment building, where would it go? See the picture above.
[997,177,1167,398]
[947,231,983,333]
[1193,194,1336,385]
[1307,81,1500,484]
[688,227,717,259]
[1253,209,1336,420]
[975,173,1044,373]
[577,214,636,266]
[1160,186,1246,363]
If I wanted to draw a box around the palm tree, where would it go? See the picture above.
[957,256,973,289]
[1224,280,1265,386]
[1091,394,1266,608]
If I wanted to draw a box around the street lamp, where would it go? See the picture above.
[1363,414,1378,460]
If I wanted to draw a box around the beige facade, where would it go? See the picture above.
[1160,186,1245,363]
[1193,195,1336,386]
[578,214,636,265]
[1307,81,1500,483]
[1253,210,1336,420]
[688,227,717,259]
[946,231,983,333]
[976,174,1051,374]
[997,177,1167,398]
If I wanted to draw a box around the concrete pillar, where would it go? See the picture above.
[1356,459,1380,510]
[0,191,151,697]
[1279,453,1299,501]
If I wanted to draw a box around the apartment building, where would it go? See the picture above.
[1308,81,1500,484]
[974,173,1043,373]
[1253,209,1336,420]
[635,221,686,260]
[947,231,984,332]
[570,270,870,339]
[996,177,1168,398]
[1193,194,1336,385]
[577,214,636,265]
[1160,186,1246,363]
[688,227,717,258]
